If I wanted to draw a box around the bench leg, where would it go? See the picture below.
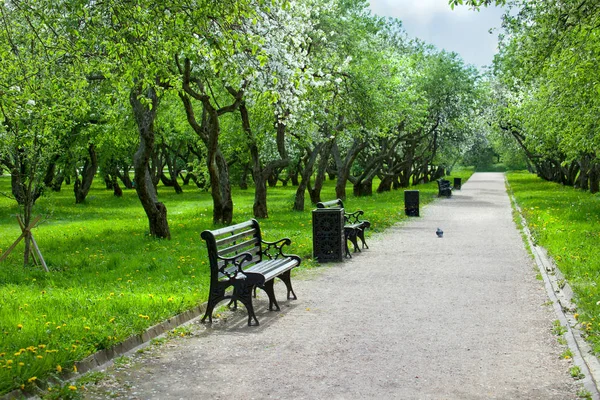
[261,280,280,311]
[343,230,352,258]
[278,270,297,300]
[201,284,228,324]
[232,283,260,326]
[357,228,369,249]
[348,229,360,253]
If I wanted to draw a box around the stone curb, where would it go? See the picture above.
[508,181,600,399]
[74,304,205,375]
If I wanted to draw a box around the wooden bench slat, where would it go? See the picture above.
[209,220,255,237]
[217,253,261,272]
[215,228,257,247]
[217,237,259,257]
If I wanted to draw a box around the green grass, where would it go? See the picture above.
[0,168,474,395]
[507,171,600,352]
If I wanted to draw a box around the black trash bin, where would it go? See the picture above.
[404,190,419,217]
[312,207,345,262]
[453,177,462,190]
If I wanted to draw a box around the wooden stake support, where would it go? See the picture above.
[0,215,48,272]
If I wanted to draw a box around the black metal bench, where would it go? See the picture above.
[316,199,370,258]
[200,219,301,326]
[437,179,452,197]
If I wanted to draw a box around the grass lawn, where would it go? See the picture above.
[507,171,600,352]
[0,169,473,396]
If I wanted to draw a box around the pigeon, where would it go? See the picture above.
[436,228,443,238]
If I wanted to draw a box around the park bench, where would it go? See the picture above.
[316,199,370,258]
[200,219,301,326]
[437,179,452,197]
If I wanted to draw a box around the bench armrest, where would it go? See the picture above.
[216,252,253,279]
[261,238,297,261]
[344,210,365,224]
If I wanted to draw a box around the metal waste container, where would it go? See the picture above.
[312,207,345,262]
[404,190,419,217]
[453,177,462,190]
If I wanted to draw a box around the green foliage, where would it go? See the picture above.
[492,1,600,187]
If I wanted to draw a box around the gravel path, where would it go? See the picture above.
[86,172,581,399]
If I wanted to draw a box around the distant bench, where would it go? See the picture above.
[200,219,301,326]
[317,199,370,258]
[437,179,452,197]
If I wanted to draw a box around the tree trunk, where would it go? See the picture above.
[51,172,64,192]
[309,141,333,204]
[294,146,320,211]
[178,58,238,224]
[333,139,367,201]
[290,169,299,186]
[74,144,98,204]
[103,173,113,190]
[590,163,599,194]
[353,178,373,197]
[207,148,233,224]
[159,145,183,194]
[113,179,123,197]
[239,164,250,190]
[377,176,393,193]
[117,165,133,189]
[130,83,171,239]
[578,157,589,190]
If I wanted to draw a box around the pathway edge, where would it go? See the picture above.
[507,176,600,400]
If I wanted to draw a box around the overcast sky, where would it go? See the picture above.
[368,0,506,70]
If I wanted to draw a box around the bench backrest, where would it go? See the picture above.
[201,219,263,280]
[316,199,344,209]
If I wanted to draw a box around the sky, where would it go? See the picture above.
[368,0,506,70]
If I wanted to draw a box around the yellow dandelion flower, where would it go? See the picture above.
[84,326,90,331]
[36,355,43,359]
[167,297,174,302]
[574,313,579,320]
[17,324,23,330]
[27,376,37,383]
[68,385,77,391]
[18,362,24,366]
[56,365,62,373]
[73,365,77,373]
[20,384,25,390]
[6,360,13,365]
[109,317,115,323]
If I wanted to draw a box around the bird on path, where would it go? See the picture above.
[436,228,443,238]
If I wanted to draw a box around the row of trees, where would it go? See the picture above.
[487,0,600,192]
[0,0,487,258]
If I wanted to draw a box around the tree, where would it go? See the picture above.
[0,0,90,266]
[492,0,600,192]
